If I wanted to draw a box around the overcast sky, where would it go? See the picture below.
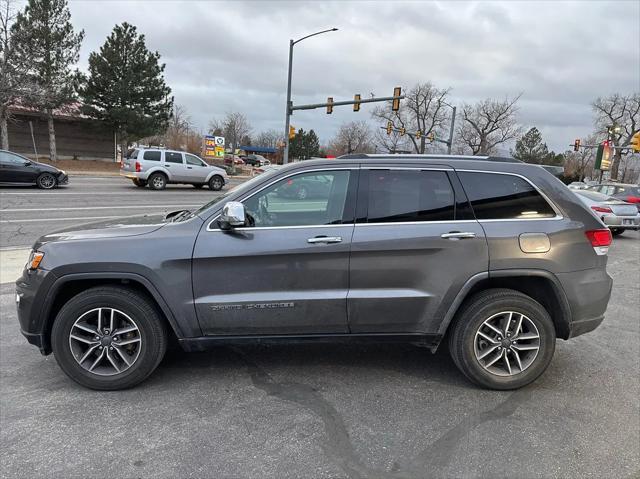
[67,0,639,152]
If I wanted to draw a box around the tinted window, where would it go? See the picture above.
[458,172,556,219]
[186,154,205,166]
[165,152,183,164]
[0,151,27,165]
[143,151,161,161]
[366,170,454,223]
[243,170,352,227]
[126,149,138,159]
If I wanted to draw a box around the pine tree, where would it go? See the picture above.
[80,22,172,155]
[289,129,321,160]
[11,0,84,160]
[512,127,549,164]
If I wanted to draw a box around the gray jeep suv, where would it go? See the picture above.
[16,155,613,390]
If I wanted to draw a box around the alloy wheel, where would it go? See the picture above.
[68,307,142,376]
[473,311,541,377]
[39,174,56,189]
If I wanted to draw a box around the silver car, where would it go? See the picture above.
[574,189,640,236]
[120,147,228,190]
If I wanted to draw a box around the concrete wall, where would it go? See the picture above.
[7,113,114,161]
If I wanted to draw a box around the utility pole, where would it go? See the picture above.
[447,106,456,155]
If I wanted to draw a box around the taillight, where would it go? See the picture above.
[585,229,612,255]
[625,196,640,203]
[591,205,613,213]
[135,161,141,172]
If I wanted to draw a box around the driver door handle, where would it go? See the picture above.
[307,236,342,244]
[441,231,476,239]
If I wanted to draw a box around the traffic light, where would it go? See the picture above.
[386,121,392,135]
[595,141,612,171]
[631,131,640,153]
[289,125,296,139]
[327,97,333,114]
[573,139,581,152]
[399,127,406,136]
[415,130,422,140]
[353,94,361,112]
[392,87,401,112]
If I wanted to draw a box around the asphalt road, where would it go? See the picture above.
[0,175,244,248]
[0,204,639,478]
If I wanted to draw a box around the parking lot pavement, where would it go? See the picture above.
[0,233,638,478]
[0,175,244,248]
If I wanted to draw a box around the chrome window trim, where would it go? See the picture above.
[206,167,356,231]
[455,169,564,220]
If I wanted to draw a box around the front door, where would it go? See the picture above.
[192,168,358,335]
[0,151,37,183]
[348,167,488,334]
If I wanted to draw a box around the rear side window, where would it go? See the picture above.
[458,171,556,220]
[165,152,183,164]
[143,151,161,161]
[366,170,454,223]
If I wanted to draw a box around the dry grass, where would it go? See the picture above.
[37,158,120,175]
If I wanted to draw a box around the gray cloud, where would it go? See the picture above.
[68,0,639,152]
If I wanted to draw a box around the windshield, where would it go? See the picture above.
[191,169,282,218]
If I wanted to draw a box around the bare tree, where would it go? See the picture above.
[373,127,411,153]
[255,129,282,149]
[564,134,598,181]
[372,82,450,153]
[327,121,375,156]
[592,93,640,179]
[458,94,522,155]
[208,112,251,153]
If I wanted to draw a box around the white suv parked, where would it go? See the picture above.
[120,148,228,190]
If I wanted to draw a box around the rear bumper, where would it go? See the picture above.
[602,215,640,229]
[567,315,605,339]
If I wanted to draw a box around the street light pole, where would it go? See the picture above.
[447,106,456,155]
[283,28,338,164]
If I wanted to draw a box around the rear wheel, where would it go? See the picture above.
[37,173,57,189]
[132,178,147,187]
[209,175,224,191]
[51,286,168,390]
[448,288,555,390]
[611,228,624,236]
[148,172,167,190]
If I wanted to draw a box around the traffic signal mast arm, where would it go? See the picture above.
[381,126,441,144]
[290,93,405,113]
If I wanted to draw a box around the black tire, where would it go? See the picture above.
[296,185,308,200]
[193,184,204,189]
[37,173,57,189]
[611,228,624,236]
[148,172,167,190]
[448,288,556,390]
[51,286,168,390]
[209,175,224,191]
[132,178,147,188]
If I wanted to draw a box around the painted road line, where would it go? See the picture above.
[1,216,123,223]
[1,204,199,212]
[0,248,30,284]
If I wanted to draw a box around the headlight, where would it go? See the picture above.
[59,170,66,175]
[27,250,45,270]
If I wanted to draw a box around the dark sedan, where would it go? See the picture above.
[0,150,68,189]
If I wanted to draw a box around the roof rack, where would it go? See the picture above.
[338,153,522,163]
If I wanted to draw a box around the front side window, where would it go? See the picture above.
[143,150,161,161]
[165,152,184,164]
[366,170,455,223]
[242,170,352,227]
[458,171,556,219]
[186,154,206,166]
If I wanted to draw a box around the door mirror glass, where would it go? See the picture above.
[218,201,246,230]
[23,161,32,166]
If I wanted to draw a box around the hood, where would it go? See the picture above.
[34,213,168,248]
[31,161,63,173]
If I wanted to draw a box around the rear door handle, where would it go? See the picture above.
[441,232,476,239]
[307,236,342,244]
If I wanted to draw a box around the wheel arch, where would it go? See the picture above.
[40,272,184,354]
[146,168,171,181]
[205,171,224,183]
[439,270,572,340]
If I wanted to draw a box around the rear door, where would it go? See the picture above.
[163,151,187,181]
[192,167,358,335]
[348,166,488,334]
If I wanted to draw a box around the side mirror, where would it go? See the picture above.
[218,201,246,230]
[24,161,32,166]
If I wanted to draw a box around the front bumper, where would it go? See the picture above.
[16,267,57,355]
[57,173,69,185]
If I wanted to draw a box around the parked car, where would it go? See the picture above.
[243,154,270,167]
[254,164,282,175]
[120,148,228,190]
[568,181,588,190]
[224,155,245,166]
[17,154,613,391]
[573,189,640,236]
[587,182,640,212]
[0,149,68,189]
[275,173,333,199]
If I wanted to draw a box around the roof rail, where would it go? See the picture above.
[337,153,522,163]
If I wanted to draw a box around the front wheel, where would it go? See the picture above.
[209,175,224,191]
[37,173,57,189]
[448,289,556,390]
[51,286,168,390]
